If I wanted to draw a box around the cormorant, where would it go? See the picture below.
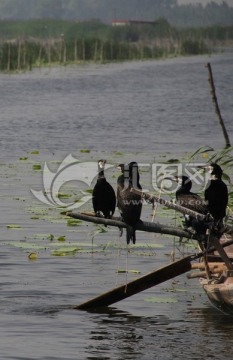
[175,176,207,214]
[92,159,116,219]
[204,163,228,226]
[171,175,207,234]
[117,162,142,244]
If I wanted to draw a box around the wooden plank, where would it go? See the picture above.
[74,256,192,310]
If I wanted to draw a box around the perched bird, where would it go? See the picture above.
[169,175,207,235]
[117,162,142,244]
[92,159,116,219]
[175,176,207,216]
[204,163,228,226]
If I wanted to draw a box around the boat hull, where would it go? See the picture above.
[200,276,233,315]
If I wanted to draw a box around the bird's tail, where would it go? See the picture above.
[126,225,136,244]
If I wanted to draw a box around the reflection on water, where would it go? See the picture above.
[83,306,233,360]
[0,51,233,359]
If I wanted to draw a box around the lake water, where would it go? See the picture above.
[0,50,233,360]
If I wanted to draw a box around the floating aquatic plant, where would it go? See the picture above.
[28,252,38,261]
[7,224,22,229]
[67,219,83,226]
[144,296,178,303]
[51,247,80,256]
[116,269,141,274]
[57,235,66,242]
[32,164,41,170]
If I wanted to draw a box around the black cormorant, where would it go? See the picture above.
[175,176,207,215]
[171,175,207,234]
[204,163,228,226]
[117,162,142,244]
[92,159,116,219]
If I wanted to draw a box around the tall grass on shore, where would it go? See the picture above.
[0,37,208,72]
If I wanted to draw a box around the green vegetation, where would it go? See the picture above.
[0,18,232,72]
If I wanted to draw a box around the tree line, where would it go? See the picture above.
[0,0,233,27]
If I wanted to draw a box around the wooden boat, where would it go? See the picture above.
[187,235,233,315]
[200,276,233,315]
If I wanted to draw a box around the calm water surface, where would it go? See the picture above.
[0,51,233,359]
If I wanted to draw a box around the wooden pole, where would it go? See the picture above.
[63,40,67,64]
[206,62,231,148]
[94,40,98,62]
[47,42,51,66]
[66,211,233,239]
[74,39,77,62]
[74,239,233,310]
[82,39,85,61]
[7,43,11,71]
[74,256,192,310]
[66,211,200,240]
[17,40,21,70]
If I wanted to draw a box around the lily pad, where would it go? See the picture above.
[144,297,177,303]
[51,247,80,256]
[129,242,164,249]
[32,164,41,170]
[28,252,38,261]
[116,269,141,274]
[57,236,66,242]
[67,219,83,226]
[7,224,22,229]
[4,241,46,250]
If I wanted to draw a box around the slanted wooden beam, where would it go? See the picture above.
[73,240,233,310]
[74,255,193,310]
